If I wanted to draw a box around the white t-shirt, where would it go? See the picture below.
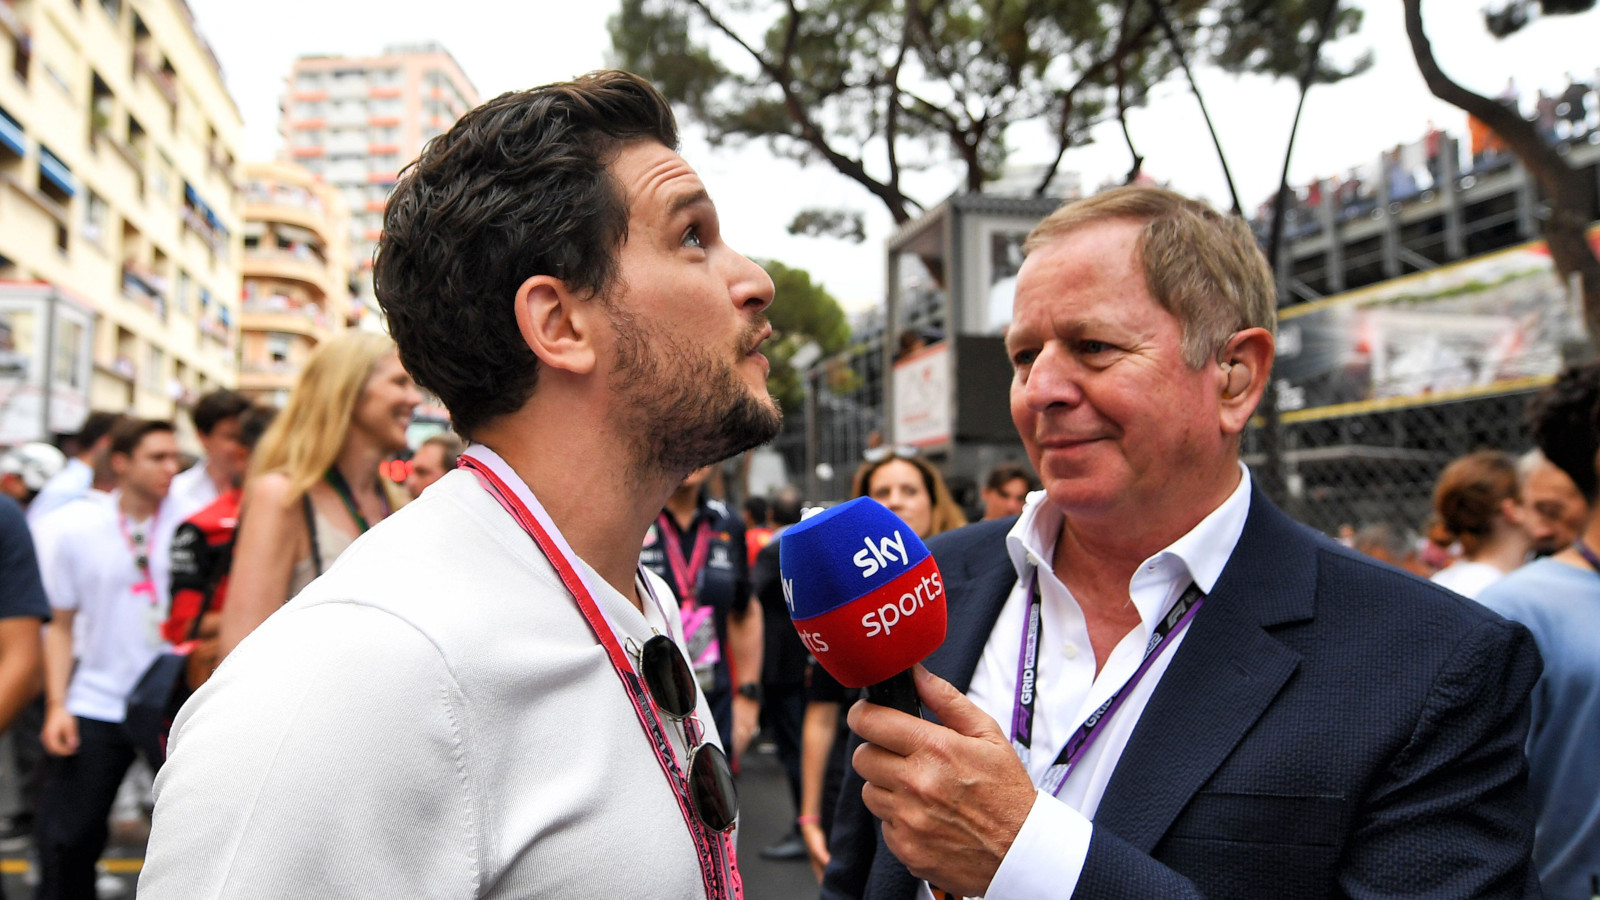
[39,494,171,723]
[1429,560,1506,600]
[140,468,728,899]
[165,461,221,525]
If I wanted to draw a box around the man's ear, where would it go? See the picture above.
[1216,327,1275,437]
[514,275,598,377]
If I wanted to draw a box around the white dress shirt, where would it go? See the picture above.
[919,464,1253,900]
[165,460,221,525]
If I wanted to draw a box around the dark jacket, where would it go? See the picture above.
[821,485,1543,899]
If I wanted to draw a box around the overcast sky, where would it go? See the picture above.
[186,0,1600,313]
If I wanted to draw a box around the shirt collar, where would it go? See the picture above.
[1006,462,1254,597]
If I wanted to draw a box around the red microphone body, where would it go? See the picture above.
[779,497,947,715]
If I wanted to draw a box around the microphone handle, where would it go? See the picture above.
[864,668,921,718]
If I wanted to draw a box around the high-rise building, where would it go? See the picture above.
[0,0,242,444]
[279,43,478,325]
[238,159,350,406]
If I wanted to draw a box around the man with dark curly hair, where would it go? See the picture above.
[141,71,777,899]
[1478,364,1600,899]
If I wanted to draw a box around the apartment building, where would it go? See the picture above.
[238,159,350,406]
[0,0,242,444]
[279,42,477,325]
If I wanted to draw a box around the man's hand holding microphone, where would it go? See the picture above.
[781,499,1036,898]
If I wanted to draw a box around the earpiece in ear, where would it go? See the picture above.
[1221,361,1249,400]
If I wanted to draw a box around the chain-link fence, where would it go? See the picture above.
[1244,387,1543,540]
[769,342,886,504]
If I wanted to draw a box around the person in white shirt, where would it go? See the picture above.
[164,389,252,524]
[37,418,180,900]
[25,411,123,526]
[140,71,780,898]
[1428,450,1533,600]
[825,186,1541,900]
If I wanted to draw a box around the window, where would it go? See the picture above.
[82,190,109,243]
[38,146,75,204]
[268,333,291,367]
[99,0,121,23]
[295,72,322,91]
[9,29,29,84]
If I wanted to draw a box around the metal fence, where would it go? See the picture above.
[770,341,887,504]
[1245,387,1542,540]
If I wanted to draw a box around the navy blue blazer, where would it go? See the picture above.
[821,485,1543,899]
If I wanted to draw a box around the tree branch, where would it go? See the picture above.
[1148,0,1241,213]
[1402,0,1600,337]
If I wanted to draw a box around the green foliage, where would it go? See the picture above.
[761,259,852,415]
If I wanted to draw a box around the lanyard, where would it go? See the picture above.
[658,513,714,607]
[117,508,157,586]
[324,468,389,534]
[1574,540,1600,573]
[457,448,741,900]
[1009,571,1205,796]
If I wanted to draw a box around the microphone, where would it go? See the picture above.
[779,497,947,716]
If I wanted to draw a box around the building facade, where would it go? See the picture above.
[278,42,477,325]
[0,0,242,443]
[238,159,350,406]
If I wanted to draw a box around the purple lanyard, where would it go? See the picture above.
[1009,571,1205,796]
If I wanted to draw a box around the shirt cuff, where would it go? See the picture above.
[982,790,1092,899]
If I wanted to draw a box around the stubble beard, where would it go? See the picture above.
[609,309,782,484]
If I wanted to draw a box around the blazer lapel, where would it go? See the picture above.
[924,526,1018,695]
[1092,488,1315,853]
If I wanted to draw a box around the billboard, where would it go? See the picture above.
[1273,229,1598,413]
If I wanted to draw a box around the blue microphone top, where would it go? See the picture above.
[779,497,931,620]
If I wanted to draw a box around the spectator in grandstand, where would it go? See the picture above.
[1478,365,1600,899]
[1516,449,1588,557]
[1428,450,1532,599]
[980,462,1035,521]
[218,332,420,658]
[1556,72,1591,141]
[403,432,464,499]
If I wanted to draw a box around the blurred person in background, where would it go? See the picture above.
[0,469,51,878]
[404,432,464,499]
[751,485,808,863]
[743,495,773,566]
[1515,449,1588,557]
[36,419,181,900]
[800,456,965,879]
[1478,365,1600,898]
[1351,523,1427,576]
[1428,450,1532,599]
[26,412,122,525]
[165,390,252,524]
[0,443,66,509]
[640,466,761,759]
[218,332,419,658]
[164,404,279,689]
[980,462,1036,522]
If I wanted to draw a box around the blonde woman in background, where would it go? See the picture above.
[218,332,421,657]
[800,452,967,879]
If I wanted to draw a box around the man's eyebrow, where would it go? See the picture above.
[666,188,712,218]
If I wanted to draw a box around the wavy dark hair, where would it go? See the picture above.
[374,70,678,439]
[1528,362,1600,502]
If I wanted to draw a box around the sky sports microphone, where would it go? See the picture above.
[780,497,947,716]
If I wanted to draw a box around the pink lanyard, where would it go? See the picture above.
[658,513,713,607]
[118,508,158,600]
[457,449,742,899]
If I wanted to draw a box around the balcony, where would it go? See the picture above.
[242,249,333,297]
[121,262,169,320]
[242,202,332,245]
[133,51,179,109]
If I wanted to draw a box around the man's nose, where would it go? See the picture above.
[1021,345,1085,411]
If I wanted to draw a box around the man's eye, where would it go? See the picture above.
[683,226,703,248]
[1011,349,1037,367]
[1080,340,1111,355]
